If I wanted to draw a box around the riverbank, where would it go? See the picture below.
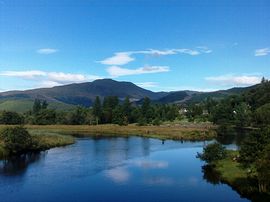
[0,123,215,159]
[0,130,75,160]
[23,123,216,141]
[212,151,270,202]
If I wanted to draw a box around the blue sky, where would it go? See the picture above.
[0,0,269,92]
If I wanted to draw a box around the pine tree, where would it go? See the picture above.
[92,96,102,124]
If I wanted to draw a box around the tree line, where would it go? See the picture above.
[0,96,181,125]
[198,78,270,194]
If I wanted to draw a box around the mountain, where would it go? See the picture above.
[0,79,167,112]
[0,78,255,112]
[155,87,251,104]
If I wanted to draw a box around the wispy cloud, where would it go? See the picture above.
[99,47,212,65]
[135,82,158,88]
[205,75,262,86]
[0,70,46,78]
[99,52,135,65]
[107,65,170,77]
[0,70,101,87]
[37,48,58,54]
[255,48,270,56]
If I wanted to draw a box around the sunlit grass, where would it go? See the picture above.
[20,124,216,141]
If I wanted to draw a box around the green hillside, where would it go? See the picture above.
[0,99,75,113]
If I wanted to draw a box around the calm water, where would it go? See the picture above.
[0,136,249,202]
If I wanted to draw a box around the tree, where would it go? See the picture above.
[34,109,56,125]
[239,127,270,166]
[254,103,270,126]
[0,111,24,124]
[102,96,119,123]
[197,142,227,164]
[234,102,251,127]
[92,96,102,124]
[0,126,33,155]
[122,96,132,123]
[255,143,270,193]
[33,99,42,114]
[69,106,88,125]
[141,97,154,123]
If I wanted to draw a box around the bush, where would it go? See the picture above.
[0,126,33,155]
[197,142,227,164]
[0,111,24,124]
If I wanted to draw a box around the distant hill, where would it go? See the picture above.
[155,87,251,104]
[0,78,255,112]
[0,79,167,112]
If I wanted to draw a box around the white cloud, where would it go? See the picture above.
[0,70,46,79]
[0,70,101,87]
[255,48,270,56]
[47,72,88,83]
[176,48,200,55]
[99,47,212,66]
[205,75,261,86]
[37,48,58,54]
[135,82,158,88]
[107,65,170,77]
[134,49,178,56]
[99,52,135,65]
[39,80,61,88]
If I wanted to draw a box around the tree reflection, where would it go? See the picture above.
[0,152,45,176]
[202,165,221,185]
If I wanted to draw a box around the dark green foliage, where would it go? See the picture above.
[255,143,270,193]
[69,106,88,125]
[141,97,154,123]
[0,126,33,155]
[92,96,102,124]
[239,127,270,166]
[122,97,132,122]
[187,104,203,121]
[33,99,42,114]
[254,103,270,126]
[197,142,227,164]
[0,111,24,124]
[34,109,56,125]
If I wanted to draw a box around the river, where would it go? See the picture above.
[0,135,249,202]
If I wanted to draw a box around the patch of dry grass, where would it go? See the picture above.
[20,123,216,140]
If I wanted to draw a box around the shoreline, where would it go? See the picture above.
[210,151,270,202]
[24,123,217,141]
[0,123,216,159]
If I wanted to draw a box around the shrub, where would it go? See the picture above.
[0,111,24,124]
[197,142,227,164]
[0,126,33,155]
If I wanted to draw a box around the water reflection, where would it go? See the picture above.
[0,136,249,202]
[0,152,45,176]
[132,160,168,169]
[201,165,222,185]
[215,128,250,149]
[105,167,131,183]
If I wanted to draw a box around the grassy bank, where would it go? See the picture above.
[21,123,216,141]
[212,151,270,201]
[0,129,75,159]
[0,123,214,159]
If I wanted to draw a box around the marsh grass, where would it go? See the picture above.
[0,127,75,159]
[22,124,216,141]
